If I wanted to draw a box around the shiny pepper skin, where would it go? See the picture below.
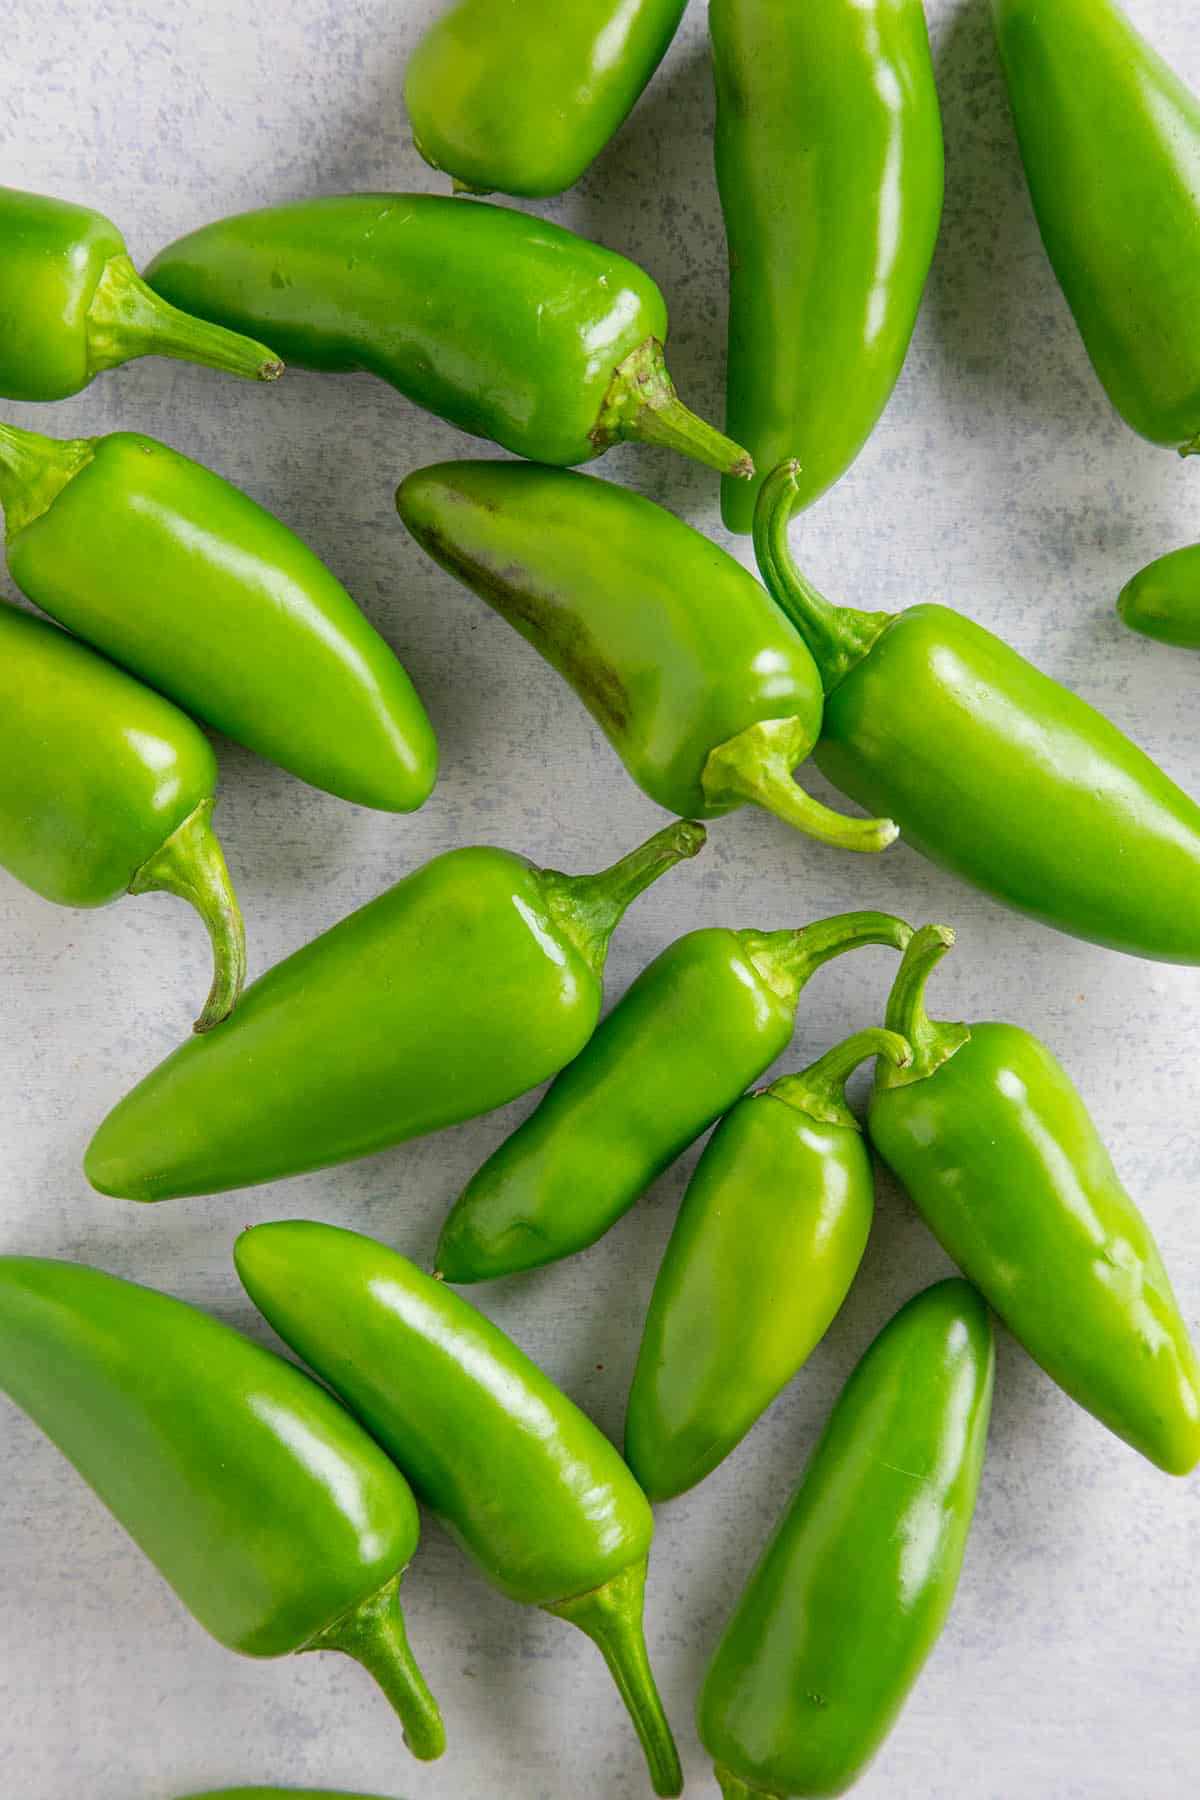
[236,1221,683,1798]
[869,926,1200,1476]
[698,1280,994,1800]
[0,599,244,1031]
[993,0,1200,452]
[712,0,943,530]
[405,0,687,197]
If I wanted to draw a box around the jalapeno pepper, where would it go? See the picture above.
[0,599,243,1030]
[143,194,752,477]
[993,0,1200,453]
[868,926,1200,1476]
[1118,544,1200,648]
[0,419,436,813]
[398,460,896,852]
[712,0,944,531]
[405,0,687,198]
[755,462,1200,962]
[436,911,911,1284]
[85,820,702,1201]
[235,1221,682,1798]
[625,1027,911,1504]
[698,1279,994,1800]
[0,186,282,400]
[0,1257,444,1759]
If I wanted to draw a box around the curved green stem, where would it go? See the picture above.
[769,1027,912,1128]
[303,1571,445,1762]
[878,922,971,1089]
[593,336,754,478]
[739,911,913,1008]
[129,799,246,1033]
[0,421,93,542]
[702,716,898,851]
[752,461,891,694]
[542,818,705,980]
[546,1560,682,1798]
[87,253,284,382]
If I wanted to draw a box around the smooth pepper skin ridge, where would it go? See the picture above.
[0,185,282,399]
[436,912,912,1284]
[1118,544,1200,649]
[992,0,1200,452]
[398,459,896,852]
[0,599,244,1031]
[85,820,703,1201]
[144,194,752,476]
[236,1221,683,1799]
[404,0,687,198]
[869,927,1200,1477]
[698,1279,995,1800]
[0,420,436,813]
[0,1257,444,1759]
[625,1027,911,1504]
[712,0,943,531]
[755,462,1200,962]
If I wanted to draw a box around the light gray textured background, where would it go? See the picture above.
[2,2,1198,1796]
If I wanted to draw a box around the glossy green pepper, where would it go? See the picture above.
[993,0,1200,452]
[0,186,282,399]
[1118,544,1200,648]
[398,460,896,852]
[436,911,912,1283]
[755,462,1200,961]
[236,1221,682,1798]
[697,1279,994,1800]
[0,599,243,1031]
[144,194,752,477]
[85,820,703,1201]
[0,419,436,812]
[405,0,687,198]
[712,0,943,531]
[0,1257,444,1759]
[869,926,1200,1476]
[625,1027,911,1504]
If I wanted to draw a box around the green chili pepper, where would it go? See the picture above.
[868,926,1200,1477]
[0,186,282,400]
[0,599,243,1031]
[143,194,752,477]
[993,0,1200,453]
[405,0,687,198]
[625,1027,911,1504]
[755,462,1200,962]
[85,820,702,1201]
[235,1220,682,1798]
[713,0,944,531]
[698,1279,994,1800]
[0,1257,444,1759]
[436,911,912,1283]
[1118,544,1200,648]
[398,460,896,853]
[0,419,436,812]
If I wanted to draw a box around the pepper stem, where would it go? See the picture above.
[877,922,971,1089]
[752,462,891,694]
[302,1571,445,1762]
[768,1027,913,1129]
[541,819,705,981]
[713,1768,778,1800]
[85,253,284,383]
[546,1560,682,1798]
[592,336,754,478]
[0,421,94,542]
[739,911,913,1009]
[129,799,247,1033]
[702,716,898,852]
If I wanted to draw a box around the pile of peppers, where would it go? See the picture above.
[2,1,1199,1797]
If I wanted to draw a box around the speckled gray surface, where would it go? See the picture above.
[2,2,1199,1796]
